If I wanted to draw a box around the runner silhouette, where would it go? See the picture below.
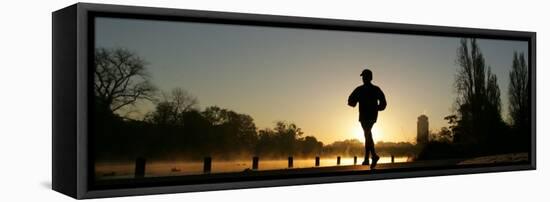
[348,69,387,169]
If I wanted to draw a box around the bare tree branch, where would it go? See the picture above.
[94,48,156,115]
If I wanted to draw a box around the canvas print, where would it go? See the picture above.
[91,16,532,188]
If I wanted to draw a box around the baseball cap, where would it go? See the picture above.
[360,69,372,77]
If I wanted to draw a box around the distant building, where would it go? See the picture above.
[417,115,429,144]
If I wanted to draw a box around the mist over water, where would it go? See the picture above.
[96,156,410,179]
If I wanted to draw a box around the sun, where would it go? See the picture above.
[352,124,383,142]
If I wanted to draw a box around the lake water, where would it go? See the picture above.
[96,156,410,180]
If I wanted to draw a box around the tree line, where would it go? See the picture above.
[419,38,530,160]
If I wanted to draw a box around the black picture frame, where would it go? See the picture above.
[52,3,536,199]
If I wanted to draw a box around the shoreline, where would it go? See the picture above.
[93,152,529,189]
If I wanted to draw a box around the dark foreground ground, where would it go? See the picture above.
[93,152,529,190]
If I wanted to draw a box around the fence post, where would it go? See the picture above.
[353,156,357,165]
[134,157,146,178]
[391,155,395,163]
[337,156,341,165]
[204,157,212,173]
[315,156,320,167]
[252,156,259,170]
[288,156,293,168]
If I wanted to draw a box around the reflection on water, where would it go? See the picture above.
[96,156,410,180]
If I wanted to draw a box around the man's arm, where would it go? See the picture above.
[377,87,387,111]
[348,88,359,107]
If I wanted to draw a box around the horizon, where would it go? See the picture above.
[95,17,529,144]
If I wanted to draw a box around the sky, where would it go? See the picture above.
[95,17,528,144]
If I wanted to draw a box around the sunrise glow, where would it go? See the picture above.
[351,123,383,142]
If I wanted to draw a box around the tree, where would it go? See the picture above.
[171,88,198,111]
[273,121,303,155]
[145,88,198,125]
[444,114,458,135]
[94,48,156,114]
[298,136,323,156]
[145,101,176,125]
[435,127,453,143]
[453,38,503,145]
[201,106,258,153]
[486,67,502,116]
[202,106,257,142]
[201,106,230,126]
[256,121,306,157]
[508,52,529,133]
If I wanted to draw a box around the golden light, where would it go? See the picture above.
[372,125,383,141]
[352,123,383,142]
[352,124,364,140]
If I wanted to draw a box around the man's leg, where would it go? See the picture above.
[368,129,378,157]
[361,122,374,165]
[366,122,380,169]
[363,136,370,165]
